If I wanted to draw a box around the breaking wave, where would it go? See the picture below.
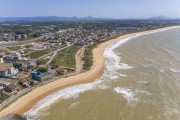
[24,26,180,119]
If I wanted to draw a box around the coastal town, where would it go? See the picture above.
[0,20,180,115]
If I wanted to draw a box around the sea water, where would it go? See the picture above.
[25,27,180,120]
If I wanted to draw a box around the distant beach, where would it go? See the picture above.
[0,26,179,117]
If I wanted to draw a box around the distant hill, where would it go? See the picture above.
[0,16,112,23]
[148,16,172,20]
[0,16,179,23]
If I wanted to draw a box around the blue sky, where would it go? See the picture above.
[0,0,180,18]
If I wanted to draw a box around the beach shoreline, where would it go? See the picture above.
[0,26,179,117]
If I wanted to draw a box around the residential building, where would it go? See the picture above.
[0,68,8,77]
[0,80,10,86]
[4,84,18,93]
[0,58,4,63]
[0,67,19,77]
[0,84,4,90]
[18,79,28,87]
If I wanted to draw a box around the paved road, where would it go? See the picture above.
[35,45,72,61]
[0,88,31,110]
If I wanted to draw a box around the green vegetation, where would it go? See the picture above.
[12,114,24,120]
[37,58,50,65]
[83,47,93,70]
[0,63,13,67]
[0,92,9,104]
[29,49,53,59]
[0,34,3,39]
[38,67,48,72]
[51,46,81,69]
[83,36,119,70]
[82,40,103,70]
[7,46,21,51]
[0,89,32,111]
[24,49,35,53]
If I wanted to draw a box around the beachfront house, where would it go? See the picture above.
[4,84,18,93]
[18,79,28,85]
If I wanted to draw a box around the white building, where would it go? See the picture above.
[0,58,4,63]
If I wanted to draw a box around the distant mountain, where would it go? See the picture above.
[0,16,112,23]
[148,16,172,20]
[0,16,179,23]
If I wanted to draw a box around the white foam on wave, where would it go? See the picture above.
[104,36,135,71]
[24,26,180,119]
[114,87,137,102]
[24,80,108,119]
[114,87,151,103]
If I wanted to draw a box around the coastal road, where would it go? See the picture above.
[0,88,31,111]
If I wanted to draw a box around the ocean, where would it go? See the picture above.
[25,27,180,120]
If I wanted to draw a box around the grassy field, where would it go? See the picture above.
[7,46,21,51]
[0,63,13,67]
[82,47,93,70]
[51,46,81,69]
[37,58,50,65]
[29,49,53,59]
[24,49,35,54]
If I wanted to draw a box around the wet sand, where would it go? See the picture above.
[0,26,177,117]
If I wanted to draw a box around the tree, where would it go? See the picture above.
[39,67,48,72]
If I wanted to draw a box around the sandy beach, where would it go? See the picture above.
[0,26,178,117]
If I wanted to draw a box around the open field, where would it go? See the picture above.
[29,49,53,59]
[37,58,50,65]
[0,63,13,67]
[7,46,21,51]
[51,46,81,69]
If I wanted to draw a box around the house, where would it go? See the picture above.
[0,84,4,90]
[21,34,27,39]
[18,79,29,88]
[18,73,30,80]
[11,53,22,60]
[28,60,37,67]
[18,79,28,85]
[18,50,25,54]
[0,57,4,63]
[74,40,85,46]
[0,66,19,77]
[15,35,22,39]
[0,68,9,77]
[4,84,18,93]
[13,62,28,70]
[8,67,19,75]
[0,80,10,86]
[4,53,21,61]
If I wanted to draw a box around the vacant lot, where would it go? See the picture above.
[7,46,21,51]
[29,49,53,59]
[51,46,81,69]
[37,58,50,65]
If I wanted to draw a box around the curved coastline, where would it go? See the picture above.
[0,26,179,117]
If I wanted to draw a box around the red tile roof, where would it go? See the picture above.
[19,79,27,83]
[6,84,17,89]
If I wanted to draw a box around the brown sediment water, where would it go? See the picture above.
[1,26,179,120]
